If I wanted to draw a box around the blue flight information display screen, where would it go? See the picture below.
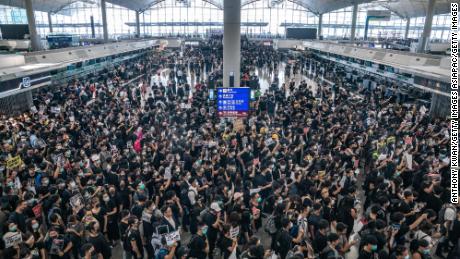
[217,87,250,117]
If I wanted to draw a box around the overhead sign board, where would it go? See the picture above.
[367,10,391,21]
[217,87,250,117]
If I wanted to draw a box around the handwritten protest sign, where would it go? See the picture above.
[165,230,181,246]
[4,232,22,248]
[6,156,23,169]
[230,226,240,239]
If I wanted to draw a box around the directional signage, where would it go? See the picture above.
[217,87,250,117]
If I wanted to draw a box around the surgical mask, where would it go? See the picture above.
[404,255,410,259]
[70,182,76,188]
[201,226,208,235]
[257,197,262,203]
[423,249,430,255]
[43,180,49,186]
[9,226,17,232]
[371,245,378,251]
[32,223,39,230]
[139,183,145,190]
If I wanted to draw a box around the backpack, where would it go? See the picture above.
[122,228,132,251]
[265,215,277,235]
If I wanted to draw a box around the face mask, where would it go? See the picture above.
[257,197,262,203]
[139,183,145,190]
[9,226,17,232]
[103,196,110,202]
[43,180,49,186]
[70,182,76,188]
[371,245,378,251]
[404,255,410,259]
[423,249,430,255]
[201,226,208,235]
[32,223,39,230]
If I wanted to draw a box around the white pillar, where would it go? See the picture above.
[417,0,436,53]
[25,0,42,51]
[101,0,109,41]
[350,3,358,41]
[223,0,241,88]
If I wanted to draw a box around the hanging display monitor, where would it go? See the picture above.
[217,87,250,117]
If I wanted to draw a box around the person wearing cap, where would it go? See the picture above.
[205,201,223,257]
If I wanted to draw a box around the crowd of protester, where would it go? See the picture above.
[0,38,456,259]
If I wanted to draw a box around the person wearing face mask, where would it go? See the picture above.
[358,235,379,259]
[410,239,432,259]
[189,221,209,258]
[101,191,119,245]
[390,245,410,259]
[122,216,143,259]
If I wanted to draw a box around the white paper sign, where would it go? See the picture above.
[249,188,261,195]
[405,153,413,170]
[4,232,22,248]
[164,230,181,245]
[51,106,61,114]
[230,226,240,239]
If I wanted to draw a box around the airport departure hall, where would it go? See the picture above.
[0,0,458,259]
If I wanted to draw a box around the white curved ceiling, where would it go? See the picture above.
[0,0,455,17]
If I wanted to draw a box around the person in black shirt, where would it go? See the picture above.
[87,221,111,259]
[218,224,238,259]
[313,219,329,254]
[358,235,379,259]
[8,200,27,233]
[189,222,209,259]
[125,216,143,259]
[274,217,293,259]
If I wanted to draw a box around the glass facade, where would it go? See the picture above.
[0,0,452,41]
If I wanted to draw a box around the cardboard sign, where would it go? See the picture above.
[4,232,22,248]
[230,226,240,239]
[32,204,42,218]
[70,194,84,211]
[164,230,181,246]
[6,156,23,169]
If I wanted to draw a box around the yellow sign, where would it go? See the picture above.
[6,156,23,169]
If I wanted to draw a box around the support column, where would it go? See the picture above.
[317,13,323,40]
[47,12,53,33]
[223,0,241,88]
[136,11,141,38]
[350,2,358,42]
[101,0,109,41]
[25,0,42,51]
[90,16,96,38]
[417,0,436,53]
[404,18,410,39]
